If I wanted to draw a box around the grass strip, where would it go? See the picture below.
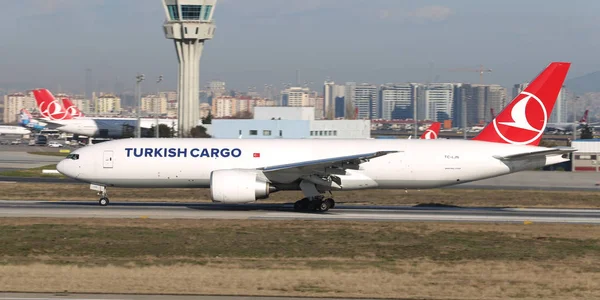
[0,219,598,266]
[0,218,599,299]
[0,164,64,178]
[27,151,69,157]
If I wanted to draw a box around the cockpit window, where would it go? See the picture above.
[66,154,79,160]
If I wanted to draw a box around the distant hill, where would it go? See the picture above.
[565,71,600,95]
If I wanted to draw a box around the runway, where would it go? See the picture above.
[1,200,600,224]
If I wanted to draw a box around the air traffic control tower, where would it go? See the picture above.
[162,0,216,137]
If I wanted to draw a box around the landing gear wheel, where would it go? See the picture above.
[308,200,319,212]
[324,198,335,209]
[318,200,331,212]
[99,197,109,206]
[293,198,309,211]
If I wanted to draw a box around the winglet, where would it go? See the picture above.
[472,62,571,146]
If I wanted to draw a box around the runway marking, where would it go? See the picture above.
[260,212,600,224]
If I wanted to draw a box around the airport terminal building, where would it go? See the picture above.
[211,107,371,139]
[571,140,600,172]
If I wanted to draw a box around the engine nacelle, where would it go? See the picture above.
[210,169,272,203]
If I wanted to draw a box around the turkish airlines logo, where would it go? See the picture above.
[42,101,70,120]
[65,105,80,117]
[423,129,437,139]
[493,91,547,145]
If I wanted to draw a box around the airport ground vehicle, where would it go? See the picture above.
[28,135,48,146]
[48,141,63,148]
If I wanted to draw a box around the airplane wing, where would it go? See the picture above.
[492,147,576,161]
[258,151,399,185]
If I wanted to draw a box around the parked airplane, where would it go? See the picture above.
[32,89,185,138]
[18,109,47,131]
[407,122,440,139]
[62,98,85,117]
[57,62,573,211]
[546,110,598,131]
[0,125,30,136]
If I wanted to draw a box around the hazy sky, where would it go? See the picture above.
[1,0,599,94]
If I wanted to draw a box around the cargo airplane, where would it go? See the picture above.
[57,62,574,212]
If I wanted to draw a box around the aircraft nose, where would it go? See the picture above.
[56,160,75,178]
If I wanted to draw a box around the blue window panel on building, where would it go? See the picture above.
[167,5,179,20]
[181,5,202,20]
[203,5,213,20]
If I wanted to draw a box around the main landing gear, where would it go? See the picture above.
[294,179,336,212]
[293,196,335,212]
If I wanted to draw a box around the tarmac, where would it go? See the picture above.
[1,200,599,224]
[0,150,64,170]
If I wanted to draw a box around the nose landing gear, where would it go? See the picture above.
[91,184,109,206]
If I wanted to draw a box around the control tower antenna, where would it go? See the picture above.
[162,0,217,137]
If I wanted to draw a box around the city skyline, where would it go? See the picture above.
[1,0,599,94]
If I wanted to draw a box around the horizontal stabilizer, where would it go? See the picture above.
[492,147,576,161]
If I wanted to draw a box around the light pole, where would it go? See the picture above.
[135,73,145,138]
[572,95,579,141]
[463,96,467,140]
[156,75,163,138]
[413,86,418,138]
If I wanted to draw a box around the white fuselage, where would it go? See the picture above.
[45,118,186,137]
[57,138,568,191]
[0,125,30,135]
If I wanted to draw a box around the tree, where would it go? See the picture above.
[580,124,594,139]
[148,124,174,138]
[202,112,213,124]
[232,110,253,119]
[121,124,135,138]
[190,125,211,138]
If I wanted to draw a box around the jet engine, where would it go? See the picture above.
[209,169,274,203]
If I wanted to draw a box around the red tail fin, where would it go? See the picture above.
[62,98,84,117]
[420,122,441,139]
[579,110,589,123]
[33,89,73,120]
[472,62,570,146]
[21,108,33,118]
[32,89,49,114]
